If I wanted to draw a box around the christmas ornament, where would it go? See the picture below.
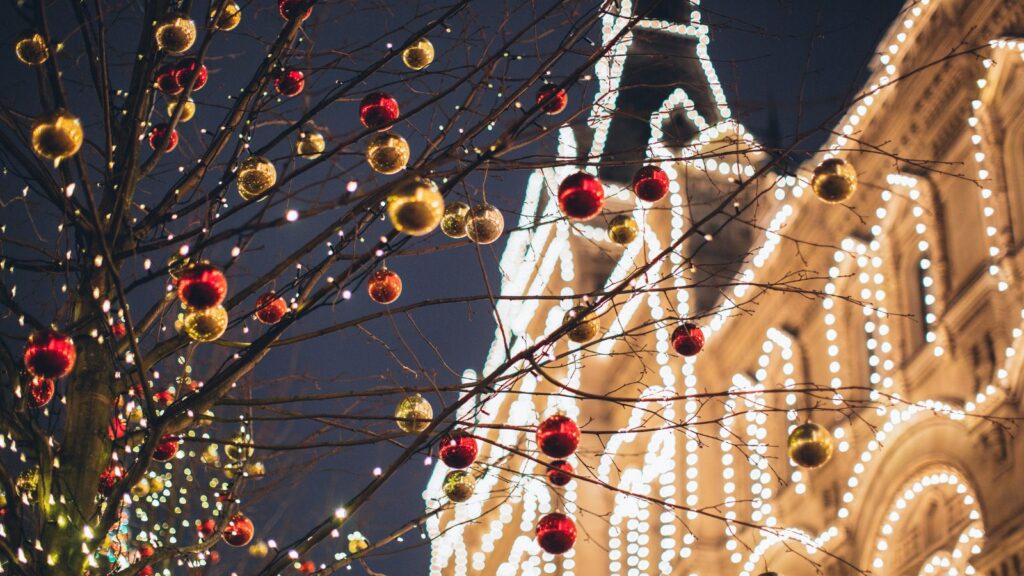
[360,92,400,131]
[148,123,179,152]
[563,306,599,344]
[295,129,326,159]
[465,203,504,245]
[608,213,639,245]
[254,292,288,324]
[211,2,242,31]
[181,305,228,342]
[298,560,316,574]
[148,476,166,493]
[367,268,402,304]
[15,33,48,66]
[156,64,183,95]
[278,0,313,21]
[811,158,857,203]
[23,330,76,379]
[98,463,125,496]
[167,98,196,122]
[153,436,180,462]
[536,85,567,115]
[201,444,220,467]
[787,422,834,469]
[16,467,39,502]
[244,461,266,477]
[198,518,217,539]
[348,533,370,554]
[536,513,576,554]
[153,389,174,407]
[631,165,669,203]
[440,202,470,238]
[671,323,704,356]
[536,415,580,458]
[439,432,478,469]
[26,377,54,408]
[443,470,476,503]
[366,132,410,174]
[154,13,197,54]
[111,322,127,339]
[224,431,254,462]
[176,261,227,310]
[386,177,444,235]
[108,416,127,441]
[224,513,255,547]
[31,111,84,163]
[402,37,434,70]
[237,155,277,200]
[558,172,604,221]
[173,58,208,91]
[274,69,305,97]
[249,541,269,558]
[130,477,150,498]
[395,394,433,433]
[546,460,573,487]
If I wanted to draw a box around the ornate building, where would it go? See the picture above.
[424,1,1024,575]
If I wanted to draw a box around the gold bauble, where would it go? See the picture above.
[563,306,599,343]
[386,177,444,236]
[148,476,165,493]
[295,130,326,159]
[244,461,266,477]
[154,14,197,54]
[787,422,834,469]
[441,201,470,238]
[366,132,410,175]
[131,478,151,499]
[181,305,228,342]
[16,467,39,502]
[0,492,6,508]
[167,98,196,123]
[394,393,433,433]
[348,533,370,554]
[465,203,504,245]
[31,110,84,162]
[249,541,269,558]
[200,444,220,466]
[224,431,253,462]
[811,158,857,204]
[211,2,242,31]
[15,33,49,66]
[402,38,435,71]
[443,470,475,503]
[608,214,639,245]
[237,155,277,200]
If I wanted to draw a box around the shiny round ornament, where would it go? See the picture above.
[557,172,604,221]
[671,323,704,356]
[27,377,55,408]
[465,203,504,245]
[167,98,196,122]
[16,467,39,502]
[201,444,220,466]
[278,0,313,21]
[237,155,277,200]
[441,202,470,238]
[154,14,197,54]
[402,38,434,70]
[443,470,476,503]
[536,513,576,555]
[224,513,255,547]
[537,85,568,115]
[348,533,370,554]
[360,92,400,131]
[173,58,208,91]
[156,64,183,95]
[31,111,84,163]
[176,261,227,310]
[148,123,179,152]
[811,158,857,203]
[130,477,151,498]
[249,541,269,558]
[546,460,573,487]
[153,436,180,462]
[386,177,444,235]
[536,415,580,459]
[181,305,228,342]
[439,432,478,469]
[395,394,433,433]
[211,2,242,31]
[295,130,325,159]
[608,214,639,245]
[98,463,125,496]
[274,69,305,97]
[367,268,402,305]
[224,432,254,462]
[148,476,166,493]
[254,292,288,324]
[787,422,834,469]
[366,132,410,175]
[23,330,76,379]
[563,306,599,344]
[198,518,217,539]
[632,165,669,203]
[244,461,266,477]
[15,33,49,66]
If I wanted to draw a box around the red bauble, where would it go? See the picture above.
[359,92,400,131]
[153,389,175,407]
[174,58,208,91]
[153,436,180,462]
[140,568,154,576]
[23,330,76,379]
[439,432,478,470]
[156,64,183,95]
[546,460,573,487]
[224,513,255,547]
[279,0,313,21]
[108,416,127,441]
[367,268,402,304]
[537,85,568,115]
[176,262,228,310]
[536,513,576,555]
[557,172,604,221]
[148,123,179,152]
[671,323,704,356]
[98,462,125,496]
[111,322,127,339]
[298,560,316,574]
[197,518,217,539]
[632,165,669,203]
[254,292,288,324]
[27,377,55,408]
[536,415,580,458]
[140,544,155,558]
[275,69,305,97]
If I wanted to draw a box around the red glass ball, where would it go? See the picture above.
[108,417,127,441]
[197,518,217,539]
[148,123,179,152]
[557,172,604,221]
[632,165,669,203]
[671,323,705,356]
[279,0,313,21]
[536,513,576,555]
[224,513,255,547]
[275,69,305,97]
[139,544,155,558]
[537,85,568,115]
[254,292,288,324]
[27,377,55,408]
[98,462,125,496]
[368,268,402,304]
[536,415,580,458]
[176,262,228,310]
[153,436,179,462]
[111,322,127,339]
[546,460,573,487]
[173,58,208,91]
[359,92,400,131]
[439,432,479,470]
[140,568,154,576]
[298,560,316,574]
[156,64,183,95]
[23,330,76,379]
[153,389,175,407]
